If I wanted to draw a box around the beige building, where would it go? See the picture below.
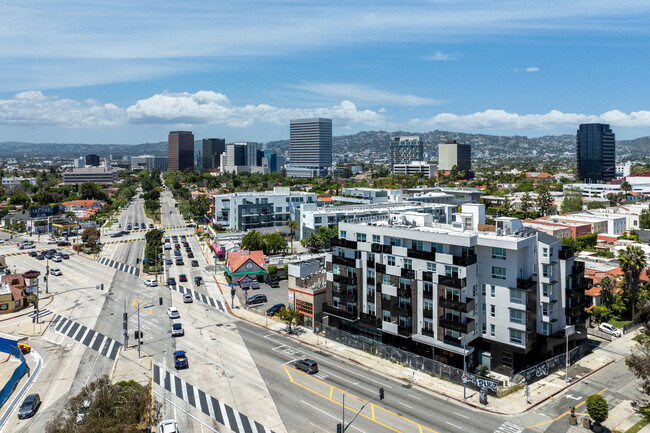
[287,260,327,330]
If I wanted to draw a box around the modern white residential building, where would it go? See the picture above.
[566,182,650,198]
[332,188,403,205]
[323,203,588,373]
[1,177,37,187]
[389,136,422,171]
[392,161,438,177]
[63,167,120,185]
[212,187,317,231]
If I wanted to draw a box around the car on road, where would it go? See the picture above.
[246,294,268,305]
[171,323,184,337]
[178,274,187,282]
[126,224,132,230]
[194,276,202,286]
[173,350,188,369]
[294,359,318,374]
[599,322,622,337]
[52,255,62,262]
[183,294,193,303]
[149,223,154,229]
[57,240,70,246]
[186,223,196,227]
[19,243,35,250]
[144,279,157,286]
[36,254,44,260]
[266,303,285,316]
[187,251,194,258]
[191,260,199,267]
[47,238,59,244]
[166,307,180,319]
[174,244,181,251]
[44,252,53,259]
[111,232,123,238]
[28,251,38,257]
[49,268,62,276]
[174,251,181,257]
[175,259,184,266]
[62,253,70,260]
[159,419,179,433]
[18,393,41,419]
[165,258,173,265]
[166,277,176,286]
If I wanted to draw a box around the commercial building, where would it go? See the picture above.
[262,149,278,173]
[1,177,37,187]
[63,167,119,185]
[85,154,100,167]
[389,136,422,170]
[73,156,86,168]
[393,161,437,177]
[332,188,403,205]
[286,118,332,178]
[168,131,195,172]
[288,259,327,329]
[130,155,168,172]
[202,138,226,171]
[323,204,589,373]
[221,142,265,173]
[212,187,317,231]
[576,123,615,183]
[438,140,471,172]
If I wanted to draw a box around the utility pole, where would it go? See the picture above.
[45,257,49,294]
[35,276,40,325]
[137,301,141,358]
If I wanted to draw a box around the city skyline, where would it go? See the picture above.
[1,1,650,144]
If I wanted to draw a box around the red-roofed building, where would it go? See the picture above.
[62,200,106,219]
[0,274,26,313]
[225,249,267,280]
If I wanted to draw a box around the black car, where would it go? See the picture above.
[295,359,318,374]
[62,253,70,259]
[246,294,267,305]
[165,258,173,265]
[182,242,189,247]
[266,303,285,316]
[166,277,176,286]
[28,251,38,257]
[179,274,187,282]
[187,252,194,258]
[44,252,52,259]
[57,240,70,246]
[175,244,181,251]
[176,259,184,266]
[174,251,181,257]
[18,393,41,419]
[36,254,44,260]
[111,232,123,238]
[191,260,199,267]
[194,276,203,285]
[149,223,154,229]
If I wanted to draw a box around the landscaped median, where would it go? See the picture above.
[142,229,164,275]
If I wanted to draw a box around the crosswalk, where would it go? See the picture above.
[50,314,122,360]
[1,249,49,258]
[172,284,226,312]
[97,257,140,276]
[154,364,273,433]
[103,238,142,245]
[27,308,53,320]
[494,422,524,433]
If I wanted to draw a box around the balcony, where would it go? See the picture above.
[398,326,412,337]
[332,255,356,267]
[366,278,375,286]
[421,328,434,337]
[559,247,574,260]
[422,271,434,282]
[439,316,474,334]
[371,243,393,254]
[359,312,381,327]
[438,275,466,289]
[439,296,475,313]
[572,261,585,275]
[366,259,375,268]
[423,284,433,296]
[333,274,356,285]
[375,264,386,274]
[371,243,382,253]
[323,304,357,321]
[407,249,436,261]
[517,277,536,291]
[340,288,358,299]
[331,238,358,250]
[401,268,416,279]
[422,308,433,319]
[443,335,462,347]
[396,305,412,317]
[453,254,478,266]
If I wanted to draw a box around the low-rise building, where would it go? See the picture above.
[62,200,106,219]
[392,161,437,178]
[63,167,119,185]
[0,275,26,314]
[130,155,168,172]
[225,249,267,283]
[288,259,327,330]
[332,188,402,205]
[1,177,37,187]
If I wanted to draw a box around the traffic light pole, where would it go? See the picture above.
[137,300,141,359]
[339,387,383,433]
[123,300,128,349]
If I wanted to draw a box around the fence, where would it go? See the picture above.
[623,321,643,335]
[512,340,590,386]
[587,327,612,341]
[318,323,500,395]
[0,345,29,408]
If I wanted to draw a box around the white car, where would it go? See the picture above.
[159,419,179,433]
[166,307,180,319]
[51,256,62,263]
[47,239,59,244]
[171,323,184,337]
[49,268,62,276]
[144,279,157,287]
[599,323,622,337]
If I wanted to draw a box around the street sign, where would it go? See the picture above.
[462,374,468,383]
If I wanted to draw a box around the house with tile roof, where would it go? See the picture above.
[0,274,26,314]
[225,249,267,281]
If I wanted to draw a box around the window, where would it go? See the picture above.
[368,303,375,315]
[427,262,436,271]
[482,303,486,314]
[399,278,411,291]
[337,247,344,256]
[542,283,553,297]
[333,297,340,308]
[423,299,433,311]
[490,324,495,337]
[340,230,346,239]
[367,286,375,297]
[423,318,433,332]
[387,256,396,266]
[542,247,548,258]
[382,310,391,322]
[482,323,487,334]
[372,235,380,243]
[473,284,478,297]
[509,309,525,324]
[382,274,391,285]
[481,283,486,296]
[445,309,460,321]
[542,303,553,316]
[490,305,496,317]
[492,266,506,280]
[398,297,411,308]
[399,316,412,327]
[346,285,354,295]
[431,243,443,253]
[446,266,459,277]
[382,293,391,302]
[543,264,553,278]
[445,329,461,339]
[356,233,366,242]
[423,281,433,293]
[510,329,524,344]
[367,253,375,263]
[333,282,341,293]
[346,302,355,313]
[510,289,526,304]
[412,240,423,251]
[367,269,375,279]
[490,285,496,298]
[502,352,513,370]
[542,323,551,336]
[332,264,341,275]
[389,237,402,247]
[445,287,460,301]
[403,259,412,270]
[550,246,554,257]
[491,247,506,260]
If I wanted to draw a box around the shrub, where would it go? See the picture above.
[586,394,608,425]
[268,265,277,275]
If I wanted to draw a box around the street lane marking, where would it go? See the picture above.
[133,298,153,314]
[454,412,469,419]
[495,422,523,433]
[408,393,421,400]
[300,400,366,433]
[446,421,462,430]
[49,314,122,360]
[525,387,607,429]
[398,401,413,409]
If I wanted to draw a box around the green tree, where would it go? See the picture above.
[31,189,54,206]
[536,186,555,216]
[241,230,265,251]
[81,227,101,247]
[560,187,583,214]
[586,201,606,210]
[618,245,647,320]
[498,197,513,216]
[263,232,287,254]
[640,207,650,230]
[277,307,302,334]
[189,195,212,219]
[626,305,650,394]
[620,180,632,193]
[288,220,299,254]
[8,192,31,206]
[585,394,608,426]
[600,276,616,307]
[520,192,533,212]
[79,182,108,201]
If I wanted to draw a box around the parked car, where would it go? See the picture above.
[179,274,187,282]
[266,303,285,316]
[159,419,179,433]
[194,276,202,286]
[18,393,41,419]
[47,238,59,244]
[166,307,180,319]
[187,252,194,258]
[183,294,193,303]
[171,323,184,337]
[173,350,188,369]
[126,224,132,230]
[175,259,184,266]
[166,277,176,286]
[28,251,38,257]
[294,359,319,374]
[36,254,44,260]
[599,322,622,337]
[251,280,260,289]
[174,251,181,257]
[19,243,35,250]
[52,255,62,263]
[165,258,173,265]
[144,279,157,286]
[246,294,268,305]
[49,268,62,276]
[149,223,154,229]
[111,232,123,238]
[191,260,199,267]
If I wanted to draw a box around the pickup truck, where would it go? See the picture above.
[173,351,188,369]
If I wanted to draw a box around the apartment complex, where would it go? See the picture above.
[332,187,403,205]
[323,204,588,374]
[389,136,423,170]
[576,123,615,183]
[131,155,168,172]
[168,131,195,172]
[1,177,37,187]
[202,138,226,171]
[212,187,317,231]
[286,118,333,178]
[438,140,471,172]
[63,167,119,185]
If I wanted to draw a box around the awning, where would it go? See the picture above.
[212,244,225,254]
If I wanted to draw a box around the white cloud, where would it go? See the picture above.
[525,66,539,72]
[425,51,457,61]
[290,83,438,107]
[0,91,124,127]
[409,109,650,130]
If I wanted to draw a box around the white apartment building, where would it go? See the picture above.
[332,187,403,206]
[553,213,626,236]
[392,161,438,178]
[212,187,317,231]
[1,177,37,187]
[324,204,588,374]
[566,182,650,198]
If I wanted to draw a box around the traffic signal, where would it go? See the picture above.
[159,297,163,305]
[337,423,342,433]
[379,388,384,400]
[134,331,142,339]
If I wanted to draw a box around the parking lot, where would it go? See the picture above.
[236,278,288,315]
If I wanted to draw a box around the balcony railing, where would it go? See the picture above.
[517,277,536,290]
[371,243,393,254]
[422,271,434,282]
[572,261,585,275]
[359,312,381,327]
[438,275,466,289]
[407,249,436,261]
[333,274,356,285]
[439,317,474,334]
[331,238,358,250]
[323,304,357,321]
[422,308,433,319]
[421,328,434,337]
[398,326,412,337]
[332,255,356,267]
[395,305,412,317]
[401,268,416,279]
[443,335,462,347]
[439,296,475,313]
[376,264,386,274]
[452,254,478,266]
[559,247,574,260]
[366,278,375,286]
[367,259,375,268]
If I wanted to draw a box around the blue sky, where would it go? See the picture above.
[1,1,650,144]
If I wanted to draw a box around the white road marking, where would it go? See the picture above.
[310,422,329,432]
[398,401,413,409]
[454,412,469,419]
[408,393,421,400]
[446,421,463,429]
[300,400,366,433]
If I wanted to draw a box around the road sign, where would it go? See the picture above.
[462,374,468,383]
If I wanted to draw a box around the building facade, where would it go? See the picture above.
[168,131,195,172]
[287,118,332,178]
[85,154,100,167]
[202,138,226,171]
[1,177,37,187]
[576,123,615,183]
[63,167,119,185]
[393,161,438,177]
[389,136,423,169]
[438,140,471,172]
[323,204,589,374]
[131,155,168,172]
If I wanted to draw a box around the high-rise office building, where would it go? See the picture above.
[202,138,226,171]
[168,131,195,172]
[438,140,471,172]
[85,154,100,167]
[389,136,423,170]
[577,124,615,183]
[287,118,332,177]
[263,149,278,172]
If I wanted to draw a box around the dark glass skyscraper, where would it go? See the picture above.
[576,123,615,183]
[202,138,225,170]
[168,131,195,172]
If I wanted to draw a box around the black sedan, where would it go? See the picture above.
[246,294,268,305]
[179,274,187,282]
[18,393,40,419]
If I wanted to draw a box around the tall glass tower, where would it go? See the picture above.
[287,118,332,177]
[576,124,615,183]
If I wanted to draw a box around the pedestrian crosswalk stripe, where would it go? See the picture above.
[50,315,121,360]
[495,422,524,433]
[153,364,273,433]
[97,257,140,276]
[170,284,225,312]
[27,308,52,319]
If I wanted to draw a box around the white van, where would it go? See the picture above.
[164,242,171,250]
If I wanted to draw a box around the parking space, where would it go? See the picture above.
[237,279,288,315]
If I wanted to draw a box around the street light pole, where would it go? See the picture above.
[342,381,359,432]
[137,301,141,359]
[45,257,49,294]
[565,325,581,382]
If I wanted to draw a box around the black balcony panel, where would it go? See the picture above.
[439,296,475,313]
[407,249,436,261]
[452,254,478,266]
[438,275,466,289]
[517,277,536,290]
[439,316,474,334]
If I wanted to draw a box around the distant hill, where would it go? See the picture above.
[0,141,168,158]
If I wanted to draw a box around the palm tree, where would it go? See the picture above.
[618,246,647,320]
[620,180,632,193]
[600,276,615,307]
[288,220,299,254]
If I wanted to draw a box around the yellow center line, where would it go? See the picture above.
[526,387,607,429]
